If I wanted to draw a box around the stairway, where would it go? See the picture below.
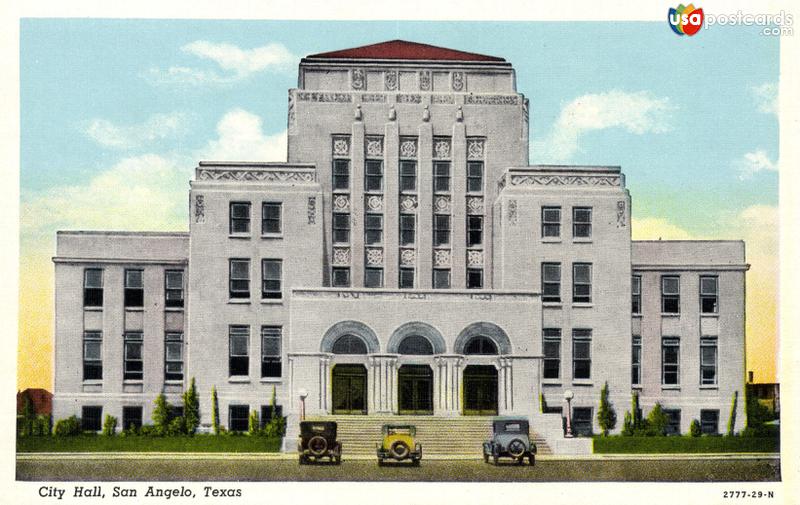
[307,415,553,456]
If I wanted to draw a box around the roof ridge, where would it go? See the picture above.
[306,39,506,62]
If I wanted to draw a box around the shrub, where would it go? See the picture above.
[152,394,171,436]
[167,417,185,436]
[263,415,286,438]
[54,416,81,436]
[248,411,259,435]
[597,381,617,436]
[139,424,157,436]
[646,402,669,436]
[621,411,633,436]
[18,393,36,437]
[33,415,51,436]
[746,393,772,428]
[102,415,118,436]
[211,386,220,435]
[689,419,701,437]
[183,378,200,435]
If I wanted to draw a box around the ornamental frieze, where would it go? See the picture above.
[396,94,422,104]
[361,93,387,103]
[351,69,366,90]
[297,91,352,103]
[509,174,621,187]
[464,95,519,105]
[197,169,315,183]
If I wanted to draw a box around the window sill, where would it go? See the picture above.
[260,378,283,384]
[82,380,103,386]
[228,233,251,239]
[123,380,143,385]
[541,238,562,243]
[661,385,681,390]
[228,299,251,304]
[125,307,144,312]
[572,303,594,308]
[699,385,719,390]
[701,313,720,318]
[632,385,643,390]
[83,306,103,312]
[660,313,681,318]
[542,381,562,387]
[632,313,642,318]
[260,298,284,305]
[542,302,563,308]
[164,307,185,312]
[228,377,251,384]
[261,233,283,240]
[571,380,593,386]
[572,238,593,243]
[164,380,184,385]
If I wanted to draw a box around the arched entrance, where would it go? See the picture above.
[398,365,433,415]
[463,365,498,415]
[332,364,368,414]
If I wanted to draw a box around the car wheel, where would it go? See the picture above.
[390,440,410,460]
[507,439,526,458]
[308,435,328,457]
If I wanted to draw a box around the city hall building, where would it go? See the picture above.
[52,41,748,453]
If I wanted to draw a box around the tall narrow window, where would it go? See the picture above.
[261,202,282,235]
[466,268,483,289]
[229,259,250,299]
[123,332,143,381]
[572,329,592,380]
[229,405,250,432]
[433,162,451,193]
[467,161,483,193]
[332,159,350,191]
[700,276,718,314]
[165,332,184,381]
[261,326,282,378]
[632,335,642,386]
[165,270,184,308]
[433,269,451,289]
[83,268,103,308]
[83,331,102,381]
[700,410,719,434]
[662,337,680,385]
[700,336,718,385]
[632,275,642,314]
[81,406,103,432]
[332,267,350,287]
[542,207,561,238]
[399,160,417,192]
[662,276,680,313]
[571,407,593,436]
[261,259,282,299]
[365,267,383,288]
[230,202,251,234]
[572,263,592,303]
[543,329,561,380]
[365,214,383,245]
[664,409,681,435]
[332,213,350,244]
[400,215,415,246]
[229,325,250,377]
[399,268,414,289]
[572,207,592,238]
[122,406,143,431]
[433,215,451,246]
[542,262,561,303]
[365,160,383,192]
[467,216,483,247]
[124,269,144,308]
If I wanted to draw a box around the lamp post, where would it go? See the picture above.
[298,388,308,421]
[564,390,574,438]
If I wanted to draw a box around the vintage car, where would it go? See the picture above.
[376,424,422,466]
[298,421,342,464]
[482,418,537,465]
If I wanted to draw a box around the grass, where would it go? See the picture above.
[16,434,282,453]
[593,435,779,454]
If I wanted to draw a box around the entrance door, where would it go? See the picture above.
[463,365,498,415]
[332,364,367,414]
[398,365,433,415]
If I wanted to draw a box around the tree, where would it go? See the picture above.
[152,393,171,435]
[19,392,35,437]
[597,381,618,436]
[183,377,200,435]
[727,391,738,436]
[646,402,669,436]
[689,419,701,437]
[102,415,118,436]
[631,390,643,429]
[248,410,259,435]
[211,386,220,435]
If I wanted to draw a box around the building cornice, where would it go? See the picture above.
[291,288,538,301]
[194,163,317,184]
[632,263,750,272]
[498,166,625,191]
[53,257,188,265]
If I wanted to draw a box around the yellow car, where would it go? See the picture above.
[376,424,422,466]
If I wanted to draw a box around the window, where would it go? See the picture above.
[122,406,143,431]
[464,336,498,355]
[661,276,680,314]
[364,267,383,288]
[700,410,719,434]
[572,263,592,303]
[123,332,143,381]
[400,215,415,246]
[261,326,282,378]
[467,268,483,289]
[433,161,450,192]
[467,161,484,193]
[398,335,434,355]
[433,215,451,246]
[571,407,593,436]
[632,275,641,314]
[170,405,184,420]
[399,268,414,289]
[467,216,483,247]
[332,213,350,244]
[332,267,350,287]
[542,262,561,303]
[700,276,718,314]
[543,329,561,380]
[700,337,718,385]
[83,331,102,381]
[433,269,450,289]
[331,334,367,354]
[124,269,144,308]
[229,325,249,376]
[229,259,250,299]
[164,332,183,381]
[262,202,282,235]
[572,207,592,238]
[83,268,103,308]
[664,409,681,435]
[229,405,250,432]
[332,159,350,191]
[165,270,184,308]
[632,335,642,386]
[81,406,102,432]
[572,329,592,380]
[662,337,680,385]
[542,207,561,238]
[261,259,282,299]
[230,202,251,234]
[261,405,283,428]
[400,160,416,192]
[365,214,383,245]
[365,160,383,191]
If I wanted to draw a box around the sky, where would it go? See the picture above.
[17,19,780,390]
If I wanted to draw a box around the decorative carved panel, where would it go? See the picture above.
[400,248,416,267]
[366,194,384,212]
[433,249,451,267]
[617,200,627,228]
[351,68,366,90]
[332,247,351,266]
[467,249,484,267]
[467,138,485,160]
[399,137,418,159]
[365,248,384,266]
[297,92,352,103]
[509,174,621,187]
[396,94,422,104]
[431,95,454,104]
[433,138,451,160]
[434,195,451,214]
[307,197,316,224]
[332,136,350,157]
[451,72,465,92]
[333,194,350,213]
[466,196,484,215]
[400,194,418,213]
[419,70,431,91]
[365,136,384,157]
[385,70,398,91]
[464,95,519,105]
[194,195,205,224]
[507,199,518,225]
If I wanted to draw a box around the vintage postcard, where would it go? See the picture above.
[5,1,798,503]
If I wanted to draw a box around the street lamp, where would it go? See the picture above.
[564,389,574,438]
[298,388,308,421]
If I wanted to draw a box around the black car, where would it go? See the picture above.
[483,418,537,465]
[298,421,342,464]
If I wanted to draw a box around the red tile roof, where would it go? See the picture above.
[17,388,53,415]
[307,40,505,62]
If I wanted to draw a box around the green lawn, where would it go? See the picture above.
[593,436,779,454]
[16,435,282,453]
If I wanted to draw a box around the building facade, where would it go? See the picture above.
[52,41,748,452]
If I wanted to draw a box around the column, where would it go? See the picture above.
[384,120,399,288]
[351,121,366,287]
[417,121,433,288]
[451,121,467,288]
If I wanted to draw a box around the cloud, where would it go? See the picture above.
[83,112,188,149]
[752,82,778,116]
[146,41,296,86]
[197,108,287,161]
[736,149,778,179]
[631,217,694,240]
[532,90,673,162]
